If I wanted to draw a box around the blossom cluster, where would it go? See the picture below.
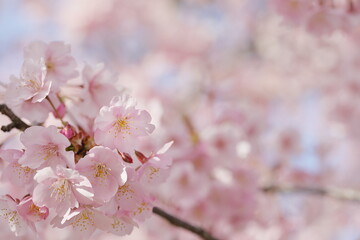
[3,1,360,239]
[45,1,360,239]
[0,41,172,239]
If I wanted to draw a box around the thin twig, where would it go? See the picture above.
[0,104,30,132]
[46,96,66,126]
[152,207,220,240]
[261,184,360,202]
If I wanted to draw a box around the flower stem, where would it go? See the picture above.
[46,96,66,126]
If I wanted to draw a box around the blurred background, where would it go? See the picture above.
[1,0,360,239]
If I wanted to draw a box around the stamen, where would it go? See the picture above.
[112,116,132,137]
[42,144,59,160]
[71,209,95,232]
[50,179,70,201]
[93,163,111,180]
[24,79,41,92]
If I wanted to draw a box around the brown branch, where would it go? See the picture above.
[261,184,360,202]
[152,207,220,240]
[0,104,30,132]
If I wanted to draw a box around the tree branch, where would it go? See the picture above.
[152,207,220,240]
[261,183,360,202]
[0,104,30,132]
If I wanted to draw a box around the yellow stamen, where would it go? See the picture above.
[112,116,132,137]
[92,163,111,182]
[50,179,70,201]
[42,143,59,161]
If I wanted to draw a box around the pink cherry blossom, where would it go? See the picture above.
[80,63,121,117]
[51,206,112,239]
[6,58,50,104]
[76,146,127,203]
[137,141,173,185]
[19,125,75,169]
[0,149,36,190]
[16,195,49,223]
[32,165,93,216]
[101,168,155,223]
[24,41,78,90]
[4,58,52,122]
[104,168,153,217]
[0,195,34,236]
[93,95,155,153]
[108,213,137,236]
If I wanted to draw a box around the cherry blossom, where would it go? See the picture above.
[0,194,48,236]
[137,141,173,185]
[75,146,127,203]
[0,195,28,236]
[108,168,155,222]
[32,165,93,215]
[6,58,49,104]
[0,149,36,190]
[93,95,155,153]
[4,58,52,122]
[8,2,360,236]
[24,41,78,90]
[79,63,121,117]
[0,39,175,239]
[19,125,74,169]
[107,214,137,236]
[51,206,112,239]
[16,195,49,224]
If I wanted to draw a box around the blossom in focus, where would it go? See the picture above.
[19,126,75,169]
[51,206,112,239]
[32,165,94,215]
[93,95,155,153]
[137,141,173,185]
[76,146,127,203]
[108,168,154,221]
[0,195,34,236]
[16,195,49,223]
[108,213,137,236]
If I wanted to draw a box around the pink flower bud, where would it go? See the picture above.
[60,124,76,139]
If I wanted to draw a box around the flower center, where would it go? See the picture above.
[50,179,70,201]
[93,163,111,179]
[112,117,131,137]
[116,184,135,201]
[0,208,20,226]
[148,166,160,179]
[46,62,54,71]
[25,79,41,92]
[71,209,95,230]
[42,144,59,160]
[28,203,44,218]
